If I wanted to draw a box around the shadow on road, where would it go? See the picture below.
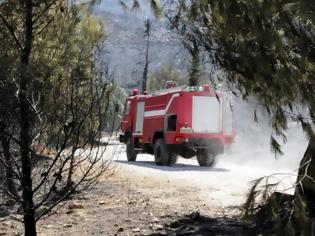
[114,160,229,172]
[148,212,258,236]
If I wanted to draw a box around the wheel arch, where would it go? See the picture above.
[153,130,164,143]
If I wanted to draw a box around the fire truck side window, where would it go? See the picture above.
[124,101,131,115]
[166,114,177,131]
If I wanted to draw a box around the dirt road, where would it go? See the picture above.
[109,125,307,209]
[0,126,308,235]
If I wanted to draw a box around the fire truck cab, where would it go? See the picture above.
[119,83,235,167]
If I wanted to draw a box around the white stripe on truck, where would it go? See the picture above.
[144,93,180,117]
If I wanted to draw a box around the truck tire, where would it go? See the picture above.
[126,138,137,162]
[196,151,216,167]
[154,139,174,166]
[169,155,178,166]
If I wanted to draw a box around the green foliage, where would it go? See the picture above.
[147,64,188,91]
[175,0,315,232]
[0,0,115,228]
[172,0,315,150]
[285,220,295,236]
[104,84,127,131]
[242,178,297,235]
[0,0,163,234]
[242,173,315,235]
[16,6,111,147]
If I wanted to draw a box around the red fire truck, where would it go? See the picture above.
[119,82,235,167]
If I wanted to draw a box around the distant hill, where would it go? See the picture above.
[93,2,188,89]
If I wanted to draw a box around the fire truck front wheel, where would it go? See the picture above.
[126,138,138,162]
[154,139,176,166]
[196,151,216,167]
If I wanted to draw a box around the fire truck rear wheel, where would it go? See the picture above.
[196,151,216,167]
[169,155,178,166]
[126,138,137,162]
[154,139,173,166]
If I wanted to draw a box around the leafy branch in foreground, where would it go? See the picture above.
[0,1,117,235]
[166,0,315,233]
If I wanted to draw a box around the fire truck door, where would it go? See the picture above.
[134,101,145,134]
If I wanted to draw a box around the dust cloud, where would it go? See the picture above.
[219,97,308,172]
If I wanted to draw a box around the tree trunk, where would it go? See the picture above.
[142,39,149,93]
[296,136,315,217]
[142,19,151,94]
[188,42,200,87]
[65,155,75,194]
[0,136,17,196]
[142,60,148,93]
[20,0,36,235]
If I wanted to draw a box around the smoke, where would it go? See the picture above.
[219,97,308,172]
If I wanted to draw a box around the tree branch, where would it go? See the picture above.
[0,13,23,51]
[32,0,60,25]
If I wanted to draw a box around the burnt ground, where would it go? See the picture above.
[0,170,258,236]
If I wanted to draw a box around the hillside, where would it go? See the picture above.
[93,2,188,87]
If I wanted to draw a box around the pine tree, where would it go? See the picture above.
[170,0,315,231]
[0,2,112,235]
